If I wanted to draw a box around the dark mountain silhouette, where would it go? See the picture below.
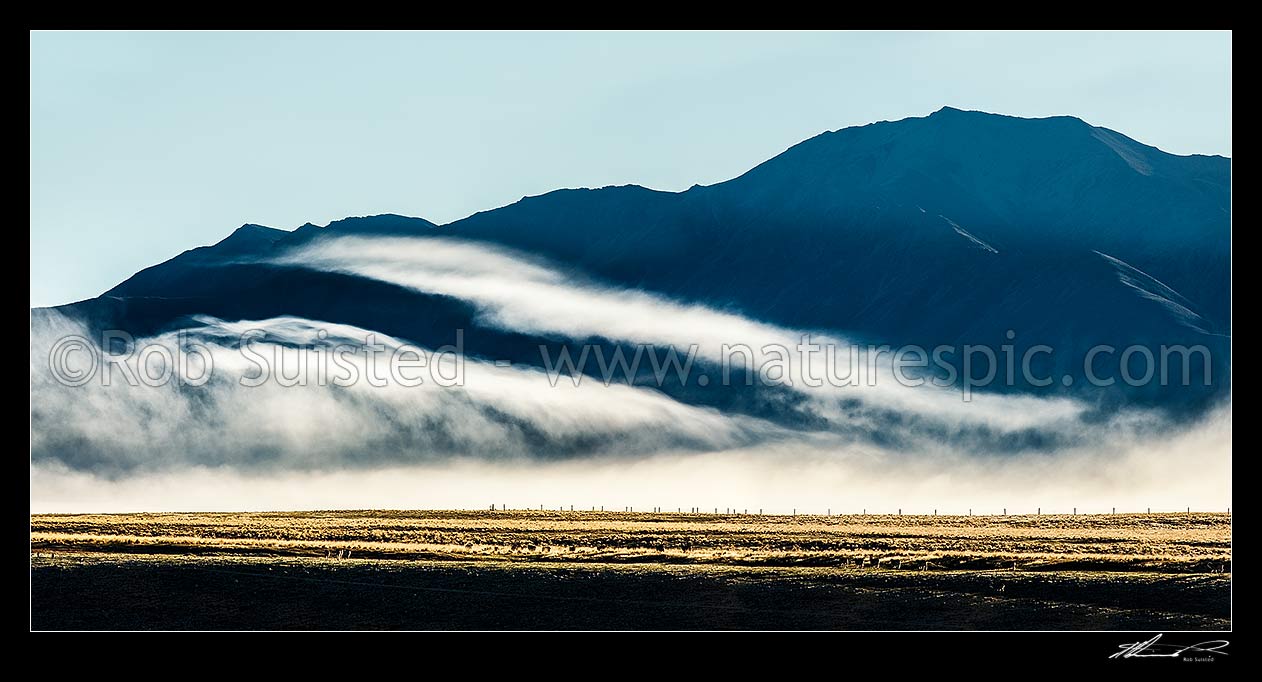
[38,108,1231,414]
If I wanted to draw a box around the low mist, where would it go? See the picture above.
[30,234,1230,513]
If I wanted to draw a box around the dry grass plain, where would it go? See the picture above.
[30,510,1231,630]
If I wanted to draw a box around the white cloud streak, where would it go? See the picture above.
[30,312,775,472]
[29,234,1230,513]
[277,235,1083,432]
[31,405,1231,514]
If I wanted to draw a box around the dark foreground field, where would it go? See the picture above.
[30,510,1231,630]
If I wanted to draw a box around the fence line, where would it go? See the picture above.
[481,504,1231,517]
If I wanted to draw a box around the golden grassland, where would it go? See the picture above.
[30,511,1231,629]
[30,510,1231,573]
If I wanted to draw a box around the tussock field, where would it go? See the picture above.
[30,510,1231,630]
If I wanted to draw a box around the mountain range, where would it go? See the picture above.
[35,107,1231,458]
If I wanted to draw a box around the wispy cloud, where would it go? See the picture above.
[276,235,1086,433]
[29,234,1229,512]
[30,313,777,474]
[31,405,1231,513]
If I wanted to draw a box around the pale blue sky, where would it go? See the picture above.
[30,30,1231,307]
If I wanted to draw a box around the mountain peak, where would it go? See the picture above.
[213,223,287,251]
[925,105,1002,120]
[923,105,1089,127]
[324,214,438,234]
